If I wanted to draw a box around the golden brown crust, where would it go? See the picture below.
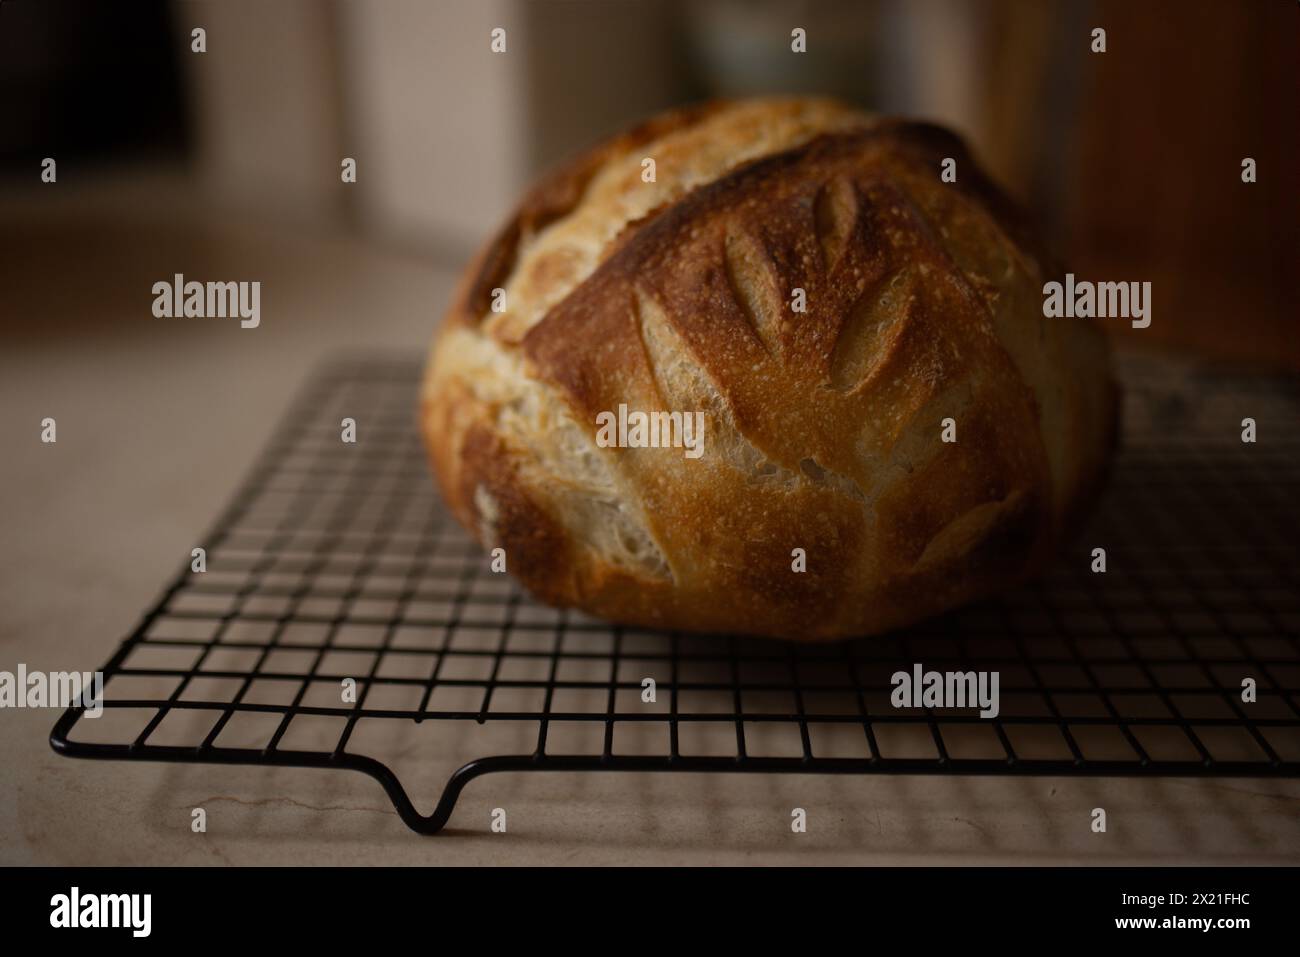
[422,98,1117,640]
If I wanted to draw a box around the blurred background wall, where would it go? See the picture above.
[1,0,1295,365]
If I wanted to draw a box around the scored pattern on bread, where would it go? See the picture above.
[829,267,912,392]
[423,97,1117,639]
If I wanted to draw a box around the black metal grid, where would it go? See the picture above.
[51,355,1300,834]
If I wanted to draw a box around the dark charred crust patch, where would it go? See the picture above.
[464,220,523,321]
[458,423,574,606]
[881,120,1050,265]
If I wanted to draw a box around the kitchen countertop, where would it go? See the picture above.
[2,184,1296,865]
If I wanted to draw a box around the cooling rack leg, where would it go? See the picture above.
[372,757,536,835]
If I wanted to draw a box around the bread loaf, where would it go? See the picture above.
[422,97,1117,640]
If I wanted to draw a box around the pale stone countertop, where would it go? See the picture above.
[1,184,1296,865]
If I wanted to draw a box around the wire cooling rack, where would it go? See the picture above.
[51,354,1300,834]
